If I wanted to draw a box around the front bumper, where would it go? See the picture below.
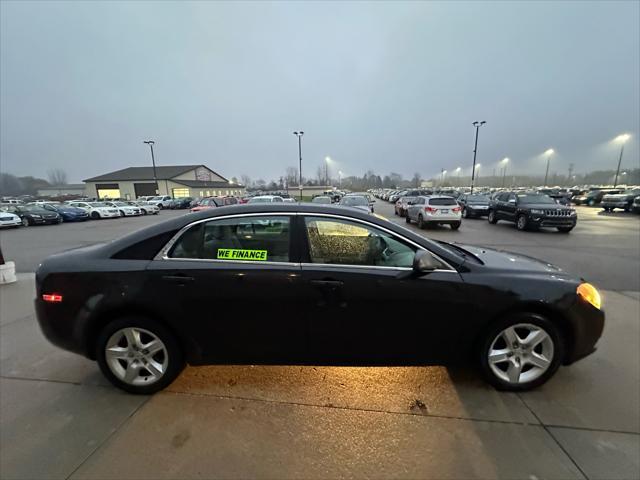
[528,215,577,228]
[466,206,489,216]
[564,296,605,364]
[0,220,22,227]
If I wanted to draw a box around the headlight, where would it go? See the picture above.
[530,209,544,214]
[31,214,42,218]
[569,209,577,216]
[577,283,601,310]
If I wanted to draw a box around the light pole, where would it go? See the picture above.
[143,140,159,195]
[470,121,486,194]
[293,131,304,200]
[475,164,481,187]
[501,158,509,187]
[455,167,461,187]
[613,134,631,187]
[543,148,554,186]
[324,156,332,186]
[338,170,343,189]
[441,169,447,186]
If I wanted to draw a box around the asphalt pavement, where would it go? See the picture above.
[0,202,639,479]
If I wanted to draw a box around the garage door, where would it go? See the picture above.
[134,183,158,197]
[96,183,120,200]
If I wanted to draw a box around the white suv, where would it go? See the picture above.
[149,196,173,209]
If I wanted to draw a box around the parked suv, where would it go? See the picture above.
[488,192,577,232]
[600,188,640,212]
[632,196,640,214]
[406,196,461,229]
[573,189,623,206]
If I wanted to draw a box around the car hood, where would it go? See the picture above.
[603,193,632,200]
[59,207,86,214]
[456,244,563,273]
[341,205,370,213]
[520,203,568,210]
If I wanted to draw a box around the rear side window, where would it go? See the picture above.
[428,198,457,206]
[169,216,290,263]
[112,230,180,260]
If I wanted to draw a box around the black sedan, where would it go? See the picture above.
[5,205,61,226]
[35,204,604,394]
[458,194,491,218]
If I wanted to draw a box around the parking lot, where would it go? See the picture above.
[1,204,639,479]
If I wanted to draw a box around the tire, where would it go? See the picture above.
[588,199,595,207]
[91,211,100,219]
[462,208,468,219]
[394,208,398,216]
[479,312,564,391]
[405,215,411,224]
[119,210,125,217]
[21,217,29,227]
[516,214,528,231]
[488,210,498,224]
[96,316,185,395]
[418,215,425,229]
[557,227,573,233]
[450,222,461,230]
[142,209,148,215]
[57,217,64,224]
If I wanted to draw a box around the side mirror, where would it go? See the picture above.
[413,250,440,273]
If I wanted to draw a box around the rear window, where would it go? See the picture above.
[428,198,457,206]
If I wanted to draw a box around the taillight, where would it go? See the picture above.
[452,206,462,212]
[42,294,63,303]
[425,206,437,212]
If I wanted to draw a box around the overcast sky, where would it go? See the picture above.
[1,1,639,183]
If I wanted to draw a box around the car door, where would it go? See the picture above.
[503,193,518,222]
[408,197,424,220]
[144,213,309,364]
[298,214,472,365]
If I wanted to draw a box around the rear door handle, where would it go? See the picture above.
[162,274,195,283]
[310,280,343,288]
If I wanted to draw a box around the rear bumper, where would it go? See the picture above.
[425,214,462,222]
[35,299,92,357]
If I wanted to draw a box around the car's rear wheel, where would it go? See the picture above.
[57,217,64,224]
[488,210,497,224]
[479,313,563,391]
[557,227,573,233]
[516,214,528,231]
[588,199,596,207]
[450,222,461,230]
[96,316,184,394]
[462,208,468,218]
[418,215,425,229]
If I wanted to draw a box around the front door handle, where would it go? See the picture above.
[162,274,195,283]
[310,280,343,288]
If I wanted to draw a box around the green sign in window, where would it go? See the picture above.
[217,248,268,261]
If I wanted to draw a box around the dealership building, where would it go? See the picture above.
[83,165,245,200]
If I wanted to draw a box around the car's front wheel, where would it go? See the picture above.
[488,210,498,224]
[479,313,563,391]
[91,211,100,219]
[516,214,528,231]
[417,215,425,229]
[96,316,184,394]
[21,217,29,227]
[405,214,411,224]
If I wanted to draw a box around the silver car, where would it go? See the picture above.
[406,196,462,230]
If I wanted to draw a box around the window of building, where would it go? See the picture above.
[169,216,291,263]
[304,217,417,268]
[172,188,190,198]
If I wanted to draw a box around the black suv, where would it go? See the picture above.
[488,192,577,233]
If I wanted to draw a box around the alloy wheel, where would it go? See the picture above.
[21,217,29,227]
[104,327,169,386]
[517,215,527,230]
[488,323,554,384]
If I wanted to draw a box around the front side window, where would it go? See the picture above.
[169,216,290,263]
[304,216,416,268]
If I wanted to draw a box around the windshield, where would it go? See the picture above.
[89,202,104,207]
[517,194,557,205]
[248,197,271,203]
[312,197,331,204]
[467,195,489,202]
[401,196,417,203]
[113,202,127,206]
[341,196,368,206]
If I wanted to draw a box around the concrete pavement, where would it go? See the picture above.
[1,274,638,479]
